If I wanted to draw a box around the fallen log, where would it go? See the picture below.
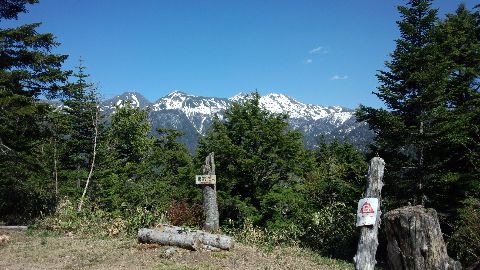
[138,227,233,251]
[0,226,28,231]
[155,224,191,234]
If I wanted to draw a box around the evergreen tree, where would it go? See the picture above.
[197,92,313,225]
[0,2,70,97]
[302,139,367,259]
[144,128,197,212]
[108,100,153,165]
[431,4,480,205]
[0,88,56,222]
[93,101,154,210]
[60,59,100,194]
[150,128,196,199]
[0,0,70,222]
[432,5,480,264]
[357,2,480,263]
[357,0,443,207]
[0,0,38,21]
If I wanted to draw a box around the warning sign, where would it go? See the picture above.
[356,198,379,227]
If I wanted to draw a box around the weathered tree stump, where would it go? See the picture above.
[202,152,219,233]
[354,157,385,270]
[385,205,462,270]
[138,227,233,251]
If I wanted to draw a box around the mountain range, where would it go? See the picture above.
[101,91,374,152]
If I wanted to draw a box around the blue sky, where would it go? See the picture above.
[3,0,477,108]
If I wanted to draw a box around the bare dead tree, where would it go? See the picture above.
[202,152,219,232]
[78,105,99,212]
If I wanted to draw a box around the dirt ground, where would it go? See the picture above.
[0,229,353,270]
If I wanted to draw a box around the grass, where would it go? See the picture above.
[0,228,354,270]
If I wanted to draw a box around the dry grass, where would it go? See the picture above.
[0,229,353,270]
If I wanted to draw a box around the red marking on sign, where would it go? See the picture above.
[360,201,375,214]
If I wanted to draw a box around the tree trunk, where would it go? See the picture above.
[354,157,385,270]
[138,228,233,251]
[419,120,425,206]
[78,105,99,212]
[202,152,219,232]
[53,138,58,198]
[385,205,462,270]
[76,164,81,189]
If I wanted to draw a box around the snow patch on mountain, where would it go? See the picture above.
[102,91,373,151]
[231,92,350,124]
[151,91,229,134]
[105,92,146,110]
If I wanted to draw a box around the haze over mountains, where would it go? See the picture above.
[102,91,374,152]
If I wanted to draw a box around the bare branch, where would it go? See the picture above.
[0,137,13,154]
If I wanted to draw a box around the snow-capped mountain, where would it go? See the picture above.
[102,91,373,152]
[152,91,230,134]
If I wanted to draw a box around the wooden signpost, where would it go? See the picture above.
[197,152,219,233]
[353,157,385,270]
[136,153,232,251]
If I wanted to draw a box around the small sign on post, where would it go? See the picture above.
[199,152,219,233]
[356,198,379,226]
[195,175,216,185]
[353,157,385,270]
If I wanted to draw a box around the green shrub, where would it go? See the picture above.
[223,218,300,249]
[37,198,167,237]
[448,197,480,266]
[302,202,357,259]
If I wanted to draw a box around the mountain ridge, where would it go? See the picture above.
[102,91,374,152]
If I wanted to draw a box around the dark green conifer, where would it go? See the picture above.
[357,0,441,206]
[60,59,100,193]
[0,0,70,222]
[197,92,313,225]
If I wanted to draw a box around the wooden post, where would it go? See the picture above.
[384,205,462,270]
[201,152,219,232]
[354,157,385,270]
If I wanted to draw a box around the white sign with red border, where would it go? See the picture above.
[356,198,379,227]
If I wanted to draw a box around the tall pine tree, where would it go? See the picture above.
[0,0,70,222]
[432,5,480,264]
[357,0,442,207]
[93,101,154,210]
[60,59,100,194]
[357,3,480,263]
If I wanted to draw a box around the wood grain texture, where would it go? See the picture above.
[385,205,462,270]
